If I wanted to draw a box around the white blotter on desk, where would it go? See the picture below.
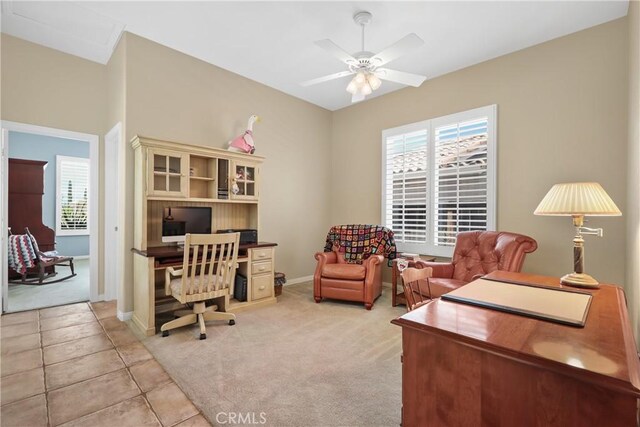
[442,278,592,326]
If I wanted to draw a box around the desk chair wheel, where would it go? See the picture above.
[229,319,236,326]
[162,331,169,337]
[200,333,206,340]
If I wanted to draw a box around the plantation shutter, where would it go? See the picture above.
[433,118,489,247]
[381,105,495,256]
[58,157,90,234]
[384,130,428,245]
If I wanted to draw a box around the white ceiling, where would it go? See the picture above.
[0,1,629,111]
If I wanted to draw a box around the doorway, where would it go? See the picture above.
[1,121,99,312]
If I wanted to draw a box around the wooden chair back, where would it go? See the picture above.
[401,267,433,311]
[24,228,43,262]
[178,232,240,301]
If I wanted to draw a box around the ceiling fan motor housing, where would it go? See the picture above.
[353,11,373,26]
[348,53,380,73]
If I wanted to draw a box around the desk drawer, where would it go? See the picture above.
[251,274,272,300]
[252,261,272,275]
[252,248,273,261]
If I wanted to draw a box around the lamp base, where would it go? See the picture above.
[560,273,600,288]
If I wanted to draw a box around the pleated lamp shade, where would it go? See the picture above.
[534,182,621,216]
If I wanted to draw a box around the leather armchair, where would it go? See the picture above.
[314,251,384,310]
[415,231,537,298]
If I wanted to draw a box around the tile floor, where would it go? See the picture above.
[1,301,211,427]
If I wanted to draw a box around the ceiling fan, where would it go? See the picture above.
[300,11,427,103]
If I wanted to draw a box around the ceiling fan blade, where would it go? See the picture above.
[315,39,358,65]
[370,33,424,67]
[351,93,365,103]
[376,68,426,87]
[300,70,354,87]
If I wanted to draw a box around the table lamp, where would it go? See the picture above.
[534,182,621,288]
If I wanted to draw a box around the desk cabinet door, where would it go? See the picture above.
[230,161,259,200]
[147,149,188,197]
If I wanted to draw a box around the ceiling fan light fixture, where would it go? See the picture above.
[367,73,382,90]
[354,72,366,85]
[360,82,373,96]
[346,79,359,94]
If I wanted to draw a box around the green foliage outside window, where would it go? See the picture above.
[61,180,88,230]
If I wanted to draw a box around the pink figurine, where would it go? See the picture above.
[228,115,261,154]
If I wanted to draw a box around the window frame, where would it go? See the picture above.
[56,155,90,236]
[381,104,497,257]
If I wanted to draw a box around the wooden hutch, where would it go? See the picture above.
[131,136,276,336]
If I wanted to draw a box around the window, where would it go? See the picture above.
[382,105,496,257]
[56,155,90,236]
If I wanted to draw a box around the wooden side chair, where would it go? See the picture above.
[400,267,433,311]
[161,232,239,340]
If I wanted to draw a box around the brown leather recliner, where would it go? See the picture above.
[415,231,538,298]
[314,251,384,310]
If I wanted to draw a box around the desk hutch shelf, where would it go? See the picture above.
[131,136,276,336]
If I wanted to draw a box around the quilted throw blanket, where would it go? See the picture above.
[324,225,397,266]
[8,234,37,275]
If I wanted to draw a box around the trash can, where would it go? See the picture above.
[274,272,286,296]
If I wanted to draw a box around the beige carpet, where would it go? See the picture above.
[142,282,407,426]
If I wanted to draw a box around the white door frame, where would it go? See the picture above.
[103,123,122,303]
[1,131,7,312]
[0,121,100,311]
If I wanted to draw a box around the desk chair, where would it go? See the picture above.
[161,233,239,340]
[400,267,433,311]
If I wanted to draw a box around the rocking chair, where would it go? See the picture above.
[8,228,76,285]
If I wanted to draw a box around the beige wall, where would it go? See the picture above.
[119,34,333,311]
[331,18,629,286]
[1,35,106,135]
[626,0,640,345]
[106,34,126,134]
[0,34,107,296]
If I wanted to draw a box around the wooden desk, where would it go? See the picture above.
[132,242,277,266]
[392,271,640,427]
[131,242,277,336]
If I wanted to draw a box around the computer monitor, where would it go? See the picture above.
[162,207,212,243]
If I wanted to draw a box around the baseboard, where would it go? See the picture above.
[131,313,155,336]
[117,310,133,321]
[382,281,392,289]
[286,275,313,285]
